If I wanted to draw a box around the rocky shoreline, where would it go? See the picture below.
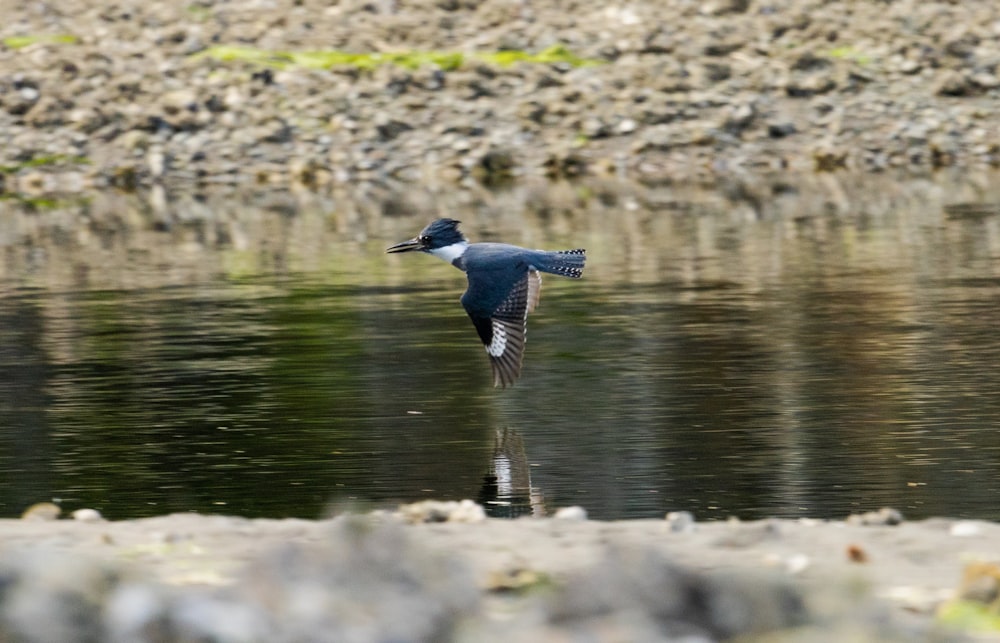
[2,0,1000,195]
[3,504,1000,641]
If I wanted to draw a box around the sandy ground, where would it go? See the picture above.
[3,508,1000,640]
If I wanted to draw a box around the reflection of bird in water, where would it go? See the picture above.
[386,218,586,388]
[478,428,545,518]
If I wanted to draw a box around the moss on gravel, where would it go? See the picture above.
[197,44,602,71]
[2,34,77,49]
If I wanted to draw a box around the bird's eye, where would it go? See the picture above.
[419,235,429,243]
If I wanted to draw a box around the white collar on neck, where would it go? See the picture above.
[428,241,468,263]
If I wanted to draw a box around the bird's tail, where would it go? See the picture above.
[537,249,586,278]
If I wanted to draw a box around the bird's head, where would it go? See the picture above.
[386,218,467,254]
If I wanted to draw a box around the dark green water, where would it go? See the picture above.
[2,176,1000,520]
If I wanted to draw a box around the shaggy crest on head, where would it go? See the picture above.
[387,218,586,388]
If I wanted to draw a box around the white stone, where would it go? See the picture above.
[554,506,588,520]
[950,521,980,537]
[72,508,104,523]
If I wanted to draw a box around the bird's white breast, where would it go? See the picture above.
[428,241,469,263]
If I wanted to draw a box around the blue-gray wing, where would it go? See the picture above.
[461,268,542,388]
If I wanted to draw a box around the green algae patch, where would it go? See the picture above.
[937,600,1000,633]
[197,44,601,72]
[824,45,873,66]
[0,193,92,211]
[477,45,601,68]
[185,3,213,21]
[3,34,78,49]
[290,50,465,71]
[0,155,90,174]
[195,45,293,67]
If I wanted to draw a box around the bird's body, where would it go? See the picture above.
[387,219,586,387]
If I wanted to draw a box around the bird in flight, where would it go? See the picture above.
[387,218,586,388]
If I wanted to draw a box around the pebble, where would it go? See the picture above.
[665,510,696,532]
[396,499,487,523]
[949,521,981,537]
[846,507,904,527]
[553,506,588,521]
[551,544,806,639]
[20,502,61,521]
[71,508,104,523]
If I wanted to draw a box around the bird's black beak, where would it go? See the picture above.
[385,237,424,253]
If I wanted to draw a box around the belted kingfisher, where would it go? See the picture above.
[386,218,586,388]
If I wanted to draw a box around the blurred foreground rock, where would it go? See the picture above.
[0,507,994,641]
[0,518,476,642]
[0,514,807,643]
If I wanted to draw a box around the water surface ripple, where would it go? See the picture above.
[1,175,999,520]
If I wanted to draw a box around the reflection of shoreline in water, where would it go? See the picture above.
[5,172,998,295]
[4,177,1000,521]
[478,428,545,519]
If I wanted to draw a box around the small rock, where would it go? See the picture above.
[641,28,674,54]
[20,502,61,521]
[813,146,849,172]
[724,103,756,134]
[5,86,40,115]
[485,567,547,592]
[714,520,782,548]
[69,106,111,134]
[104,584,168,640]
[516,101,547,124]
[535,73,564,89]
[700,0,750,15]
[543,151,588,178]
[767,122,797,138]
[703,40,745,57]
[665,511,696,532]
[72,508,104,523]
[551,545,806,639]
[786,554,811,574]
[846,544,869,563]
[375,118,413,142]
[397,499,486,523]
[786,74,837,97]
[472,148,516,185]
[949,521,981,537]
[778,553,811,574]
[553,506,588,521]
[147,146,167,178]
[160,89,199,116]
[971,72,1000,90]
[16,171,54,196]
[935,70,975,97]
[0,551,122,640]
[615,118,638,135]
[956,561,1000,604]
[581,117,609,139]
[703,62,732,83]
[846,507,904,526]
[24,94,69,127]
[256,118,294,145]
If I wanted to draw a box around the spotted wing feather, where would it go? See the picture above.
[463,270,541,388]
[527,269,541,313]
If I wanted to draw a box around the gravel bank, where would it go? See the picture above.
[2,0,1000,193]
[3,505,999,641]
